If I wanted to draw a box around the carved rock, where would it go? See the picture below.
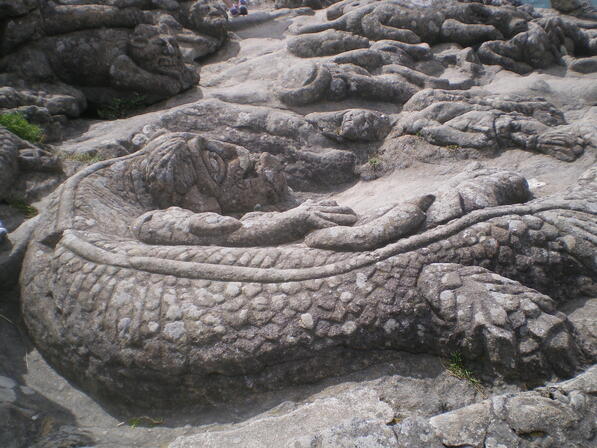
[20,131,597,406]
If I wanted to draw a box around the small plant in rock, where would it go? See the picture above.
[368,156,382,170]
[123,416,164,429]
[446,144,460,150]
[97,94,147,120]
[59,151,105,164]
[6,198,38,218]
[0,113,43,143]
[445,352,481,387]
[415,130,423,138]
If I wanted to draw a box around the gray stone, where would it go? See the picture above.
[396,367,597,447]
[551,0,583,13]
[287,29,369,58]
[19,129,597,406]
[0,0,226,130]
[305,109,391,142]
[169,386,393,448]
[396,89,585,162]
[569,55,597,73]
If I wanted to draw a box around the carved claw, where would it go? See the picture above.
[305,195,433,251]
[298,200,359,229]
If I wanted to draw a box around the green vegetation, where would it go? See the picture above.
[0,113,43,143]
[446,144,460,150]
[125,416,164,429]
[59,151,105,164]
[97,94,147,120]
[7,198,38,218]
[389,416,404,425]
[445,352,481,387]
[368,156,382,170]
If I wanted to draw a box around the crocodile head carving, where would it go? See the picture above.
[140,132,289,214]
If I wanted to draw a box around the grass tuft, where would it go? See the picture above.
[123,416,164,429]
[59,152,105,164]
[7,199,38,218]
[97,94,147,120]
[368,156,381,170]
[0,113,43,143]
[445,352,481,387]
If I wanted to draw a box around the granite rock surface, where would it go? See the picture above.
[0,0,596,446]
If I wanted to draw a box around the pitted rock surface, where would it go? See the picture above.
[0,0,227,138]
[20,128,597,406]
[279,0,597,108]
[2,0,596,445]
[169,366,597,447]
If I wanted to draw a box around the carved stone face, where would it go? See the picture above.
[200,138,289,213]
[189,0,228,39]
[143,133,288,214]
[128,26,185,78]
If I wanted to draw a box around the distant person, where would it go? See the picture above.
[0,220,7,243]
[223,0,248,16]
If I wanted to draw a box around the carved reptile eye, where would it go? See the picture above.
[203,150,226,184]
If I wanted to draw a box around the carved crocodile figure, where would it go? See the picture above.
[21,132,596,407]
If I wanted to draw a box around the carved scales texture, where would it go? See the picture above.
[25,208,596,368]
[20,146,597,405]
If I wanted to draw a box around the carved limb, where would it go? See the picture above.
[478,40,532,74]
[133,200,358,246]
[361,13,420,43]
[418,263,584,381]
[109,54,191,97]
[305,195,434,251]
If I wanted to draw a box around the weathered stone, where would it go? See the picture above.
[18,129,597,407]
[0,0,226,131]
[394,366,597,448]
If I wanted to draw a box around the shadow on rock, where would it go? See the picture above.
[0,292,94,448]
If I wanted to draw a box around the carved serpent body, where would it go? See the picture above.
[21,134,597,406]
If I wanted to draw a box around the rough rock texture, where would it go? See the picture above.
[0,126,63,202]
[171,386,395,447]
[393,365,597,448]
[396,89,586,161]
[169,364,597,447]
[275,0,340,10]
[278,0,597,113]
[2,0,597,446]
[19,127,596,406]
[305,109,392,142]
[0,0,227,137]
[72,98,365,191]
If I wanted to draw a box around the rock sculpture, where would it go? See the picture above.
[305,109,392,142]
[292,0,534,46]
[0,126,62,202]
[279,0,597,109]
[20,132,596,406]
[0,128,20,201]
[1,23,198,105]
[478,17,597,74]
[0,0,226,136]
[395,89,586,161]
[279,61,420,105]
[168,342,597,448]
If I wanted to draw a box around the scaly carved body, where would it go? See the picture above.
[21,133,597,406]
